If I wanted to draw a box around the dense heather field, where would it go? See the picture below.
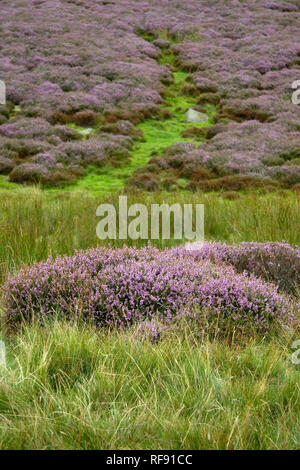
[0,0,300,191]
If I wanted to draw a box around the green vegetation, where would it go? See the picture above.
[0,32,215,196]
[61,46,215,195]
[0,186,299,283]
[0,26,299,453]
[67,123,95,138]
[136,27,202,46]
[0,321,299,450]
[0,181,299,451]
[66,76,215,194]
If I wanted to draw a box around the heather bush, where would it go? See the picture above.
[57,139,106,166]
[0,137,51,160]
[205,124,227,140]
[197,93,221,105]
[3,246,298,335]
[8,160,86,186]
[9,163,50,184]
[287,158,300,166]
[190,241,300,295]
[0,156,14,174]
[101,120,145,141]
[222,191,241,201]
[45,166,87,187]
[279,166,300,185]
[153,38,170,49]
[0,118,52,139]
[180,127,208,139]
[192,77,218,93]
[52,125,78,142]
[104,104,162,125]
[127,172,159,191]
[0,115,8,126]
[0,118,78,143]
[73,111,98,127]
[164,142,197,156]
[219,100,272,123]
[161,176,178,190]
[50,112,72,125]
[187,175,278,192]
[0,103,13,119]
[181,84,199,96]
[57,135,132,167]
[31,152,59,169]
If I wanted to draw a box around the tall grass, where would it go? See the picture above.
[0,187,299,282]
[0,188,299,449]
[0,321,299,450]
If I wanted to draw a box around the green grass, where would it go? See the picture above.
[55,54,215,195]
[0,175,19,190]
[0,186,299,283]
[0,321,299,449]
[0,185,300,450]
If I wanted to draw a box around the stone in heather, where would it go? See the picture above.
[186,108,209,123]
[77,128,93,136]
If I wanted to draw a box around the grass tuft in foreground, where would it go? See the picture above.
[0,321,299,450]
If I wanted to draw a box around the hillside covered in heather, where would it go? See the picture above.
[0,0,300,191]
[1,2,300,451]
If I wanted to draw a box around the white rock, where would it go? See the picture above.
[186,108,209,123]
[78,128,93,136]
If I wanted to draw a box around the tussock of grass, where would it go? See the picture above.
[0,321,299,450]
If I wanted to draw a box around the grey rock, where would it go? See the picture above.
[78,127,93,136]
[186,108,209,123]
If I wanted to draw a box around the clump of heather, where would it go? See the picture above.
[0,131,133,185]
[185,241,300,295]
[3,246,298,336]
